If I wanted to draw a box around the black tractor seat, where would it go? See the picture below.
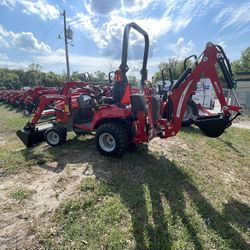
[101,80,128,105]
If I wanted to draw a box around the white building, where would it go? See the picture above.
[236,72,250,113]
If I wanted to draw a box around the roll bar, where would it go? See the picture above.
[162,68,174,89]
[108,71,116,84]
[84,72,91,82]
[183,55,198,70]
[120,22,149,89]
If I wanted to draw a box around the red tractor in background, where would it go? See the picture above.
[22,80,100,114]
[17,22,241,156]
[1,89,15,102]
[0,88,23,105]
[23,86,58,113]
[9,90,26,107]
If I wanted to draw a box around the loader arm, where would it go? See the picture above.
[159,42,241,138]
[16,94,70,148]
[58,81,88,95]
[30,95,68,126]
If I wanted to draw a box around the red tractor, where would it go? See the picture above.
[23,86,58,113]
[17,22,241,156]
[9,90,26,107]
[22,81,98,113]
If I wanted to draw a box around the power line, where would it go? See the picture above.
[39,17,62,44]
[37,41,64,66]
[45,59,65,68]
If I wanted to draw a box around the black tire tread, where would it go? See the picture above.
[95,122,128,156]
[182,99,198,127]
[45,127,67,146]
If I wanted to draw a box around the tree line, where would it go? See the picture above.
[0,63,110,89]
[0,46,249,89]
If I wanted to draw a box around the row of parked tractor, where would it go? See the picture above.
[0,86,58,113]
[0,73,116,114]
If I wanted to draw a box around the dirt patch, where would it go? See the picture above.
[0,136,189,249]
[149,136,189,160]
[0,136,6,146]
[0,162,91,250]
[232,121,250,129]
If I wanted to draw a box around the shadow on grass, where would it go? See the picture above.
[218,138,245,157]
[222,199,250,232]
[0,102,24,113]
[21,136,250,249]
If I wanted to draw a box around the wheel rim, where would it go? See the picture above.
[183,105,193,122]
[47,131,60,145]
[99,133,116,152]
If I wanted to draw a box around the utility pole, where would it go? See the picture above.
[62,10,71,82]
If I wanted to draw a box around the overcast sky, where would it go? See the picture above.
[0,0,249,78]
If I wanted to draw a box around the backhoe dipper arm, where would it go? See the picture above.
[160,42,241,138]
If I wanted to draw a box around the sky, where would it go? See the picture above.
[0,0,249,78]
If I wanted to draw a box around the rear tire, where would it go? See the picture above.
[182,100,198,127]
[95,122,128,156]
[45,127,67,146]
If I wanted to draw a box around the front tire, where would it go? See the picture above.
[45,127,67,146]
[95,122,128,156]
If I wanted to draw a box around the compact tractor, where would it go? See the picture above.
[17,22,241,156]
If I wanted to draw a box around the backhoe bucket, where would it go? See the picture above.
[194,115,230,138]
[16,124,52,148]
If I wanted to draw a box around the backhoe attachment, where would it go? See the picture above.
[159,42,241,139]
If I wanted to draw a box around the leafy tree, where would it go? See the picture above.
[231,46,250,73]
[70,71,81,81]
[0,68,20,89]
[91,71,107,82]
[128,75,137,86]
[153,58,186,84]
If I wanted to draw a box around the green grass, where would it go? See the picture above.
[40,127,249,249]
[235,113,250,122]
[0,104,250,249]
[10,188,32,201]
[0,104,88,175]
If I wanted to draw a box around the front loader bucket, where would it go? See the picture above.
[16,124,53,148]
[194,115,230,138]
